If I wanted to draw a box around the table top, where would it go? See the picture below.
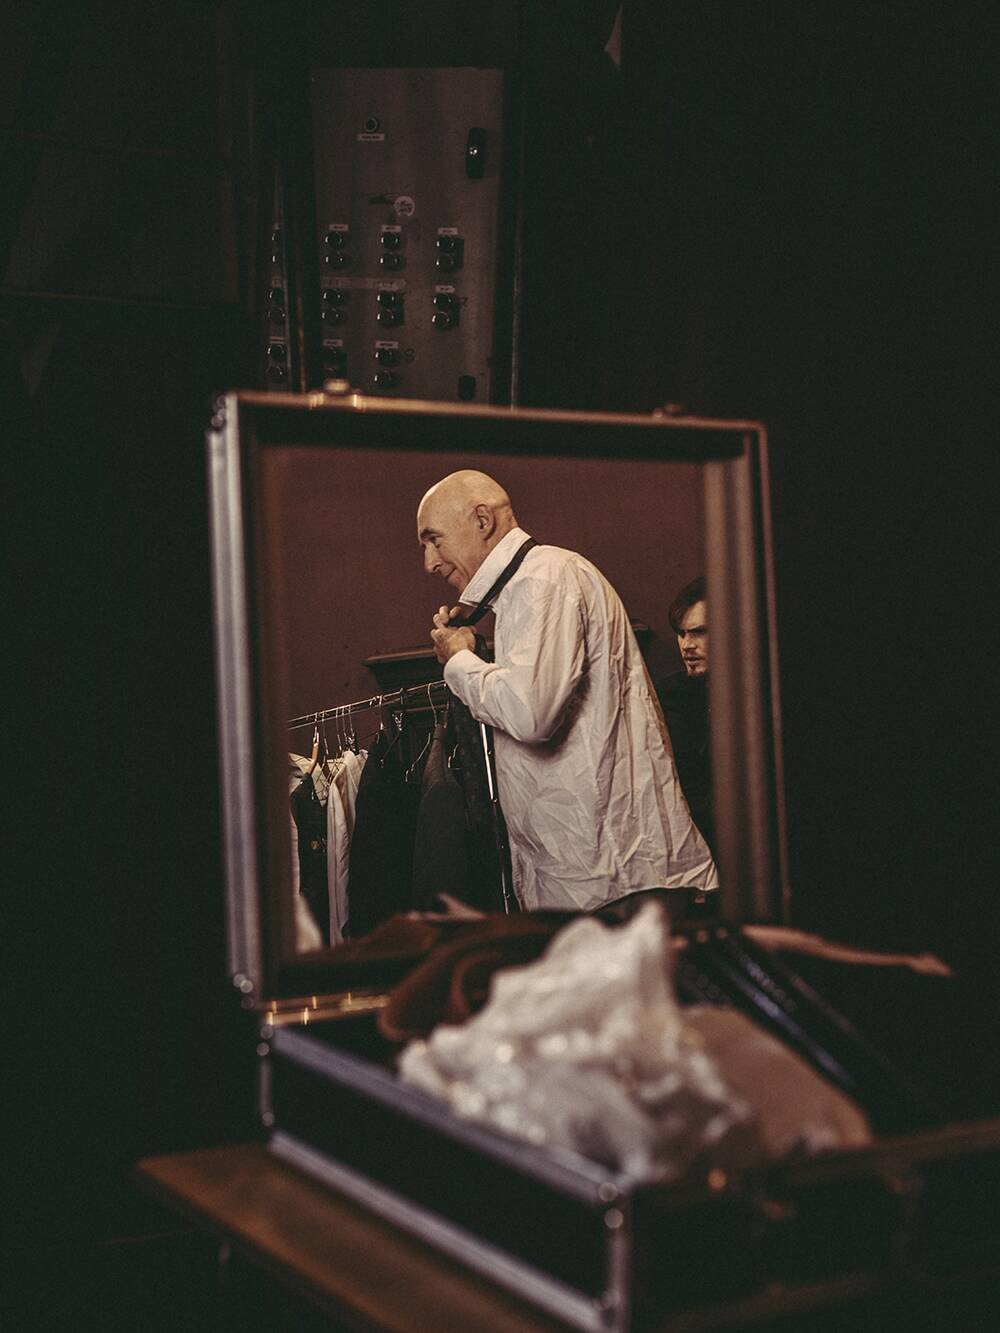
[136,1141,569,1333]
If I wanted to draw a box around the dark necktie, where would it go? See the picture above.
[446,536,537,627]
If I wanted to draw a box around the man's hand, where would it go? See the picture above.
[431,605,475,665]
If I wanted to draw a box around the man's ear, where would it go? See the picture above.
[473,503,496,536]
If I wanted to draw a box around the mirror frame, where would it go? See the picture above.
[208,389,787,1006]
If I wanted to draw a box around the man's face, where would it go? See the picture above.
[417,499,487,594]
[677,600,709,676]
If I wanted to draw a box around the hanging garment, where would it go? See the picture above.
[288,756,325,951]
[289,751,332,804]
[438,693,509,912]
[326,747,366,943]
[290,772,331,945]
[410,720,475,910]
[345,729,422,939]
[443,527,718,911]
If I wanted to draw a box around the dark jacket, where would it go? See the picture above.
[656,671,714,854]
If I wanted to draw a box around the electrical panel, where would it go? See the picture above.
[310,68,506,403]
[264,232,290,387]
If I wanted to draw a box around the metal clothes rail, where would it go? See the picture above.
[287,679,449,731]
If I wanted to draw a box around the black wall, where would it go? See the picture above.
[614,3,1000,964]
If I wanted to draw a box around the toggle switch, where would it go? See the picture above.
[322,290,346,321]
[435,234,464,272]
[324,230,349,268]
[432,291,458,329]
[376,290,404,326]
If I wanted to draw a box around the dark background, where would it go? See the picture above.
[6,1,998,1327]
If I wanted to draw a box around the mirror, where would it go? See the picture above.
[209,393,784,1001]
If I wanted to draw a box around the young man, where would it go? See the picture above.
[656,576,714,852]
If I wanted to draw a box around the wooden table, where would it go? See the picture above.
[138,1141,1000,1333]
[136,1142,568,1333]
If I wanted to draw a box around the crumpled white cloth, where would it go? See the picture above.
[399,904,871,1183]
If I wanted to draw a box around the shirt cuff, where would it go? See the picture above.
[443,648,483,691]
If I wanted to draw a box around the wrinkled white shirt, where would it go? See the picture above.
[443,528,718,910]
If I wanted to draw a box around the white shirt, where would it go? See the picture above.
[443,528,718,910]
[326,748,366,943]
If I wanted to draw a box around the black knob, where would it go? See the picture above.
[373,371,397,389]
[325,230,347,249]
[266,343,287,360]
[267,306,285,326]
[271,229,282,247]
[432,311,454,329]
[435,253,457,272]
[322,308,345,326]
[436,235,458,253]
[324,252,349,269]
[322,289,346,305]
[380,252,403,271]
[432,293,456,310]
[265,364,287,383]
[377,291,401,308]
[381,230,401,249]
[268,286,284,302]
[376,309,401,327]
[374,347,400,366]
[323,347,346,369]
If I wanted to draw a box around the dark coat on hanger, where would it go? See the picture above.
[345,729,422,939]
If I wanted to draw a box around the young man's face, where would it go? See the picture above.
[677,600,708,676]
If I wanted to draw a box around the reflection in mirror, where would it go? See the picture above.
[257,445,706,955]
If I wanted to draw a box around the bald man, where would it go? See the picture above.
[417,470,718,912]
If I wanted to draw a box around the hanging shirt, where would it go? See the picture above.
[288,757,324,951]
[443,528,718,911]
[290,772,331,944]
[326,748,366,943]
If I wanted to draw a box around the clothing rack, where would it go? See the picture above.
[288,679,450,732]
[288,676,516,915]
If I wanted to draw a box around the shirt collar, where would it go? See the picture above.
[458,526,531,608]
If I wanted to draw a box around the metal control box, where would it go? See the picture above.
[311,68,507,403]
